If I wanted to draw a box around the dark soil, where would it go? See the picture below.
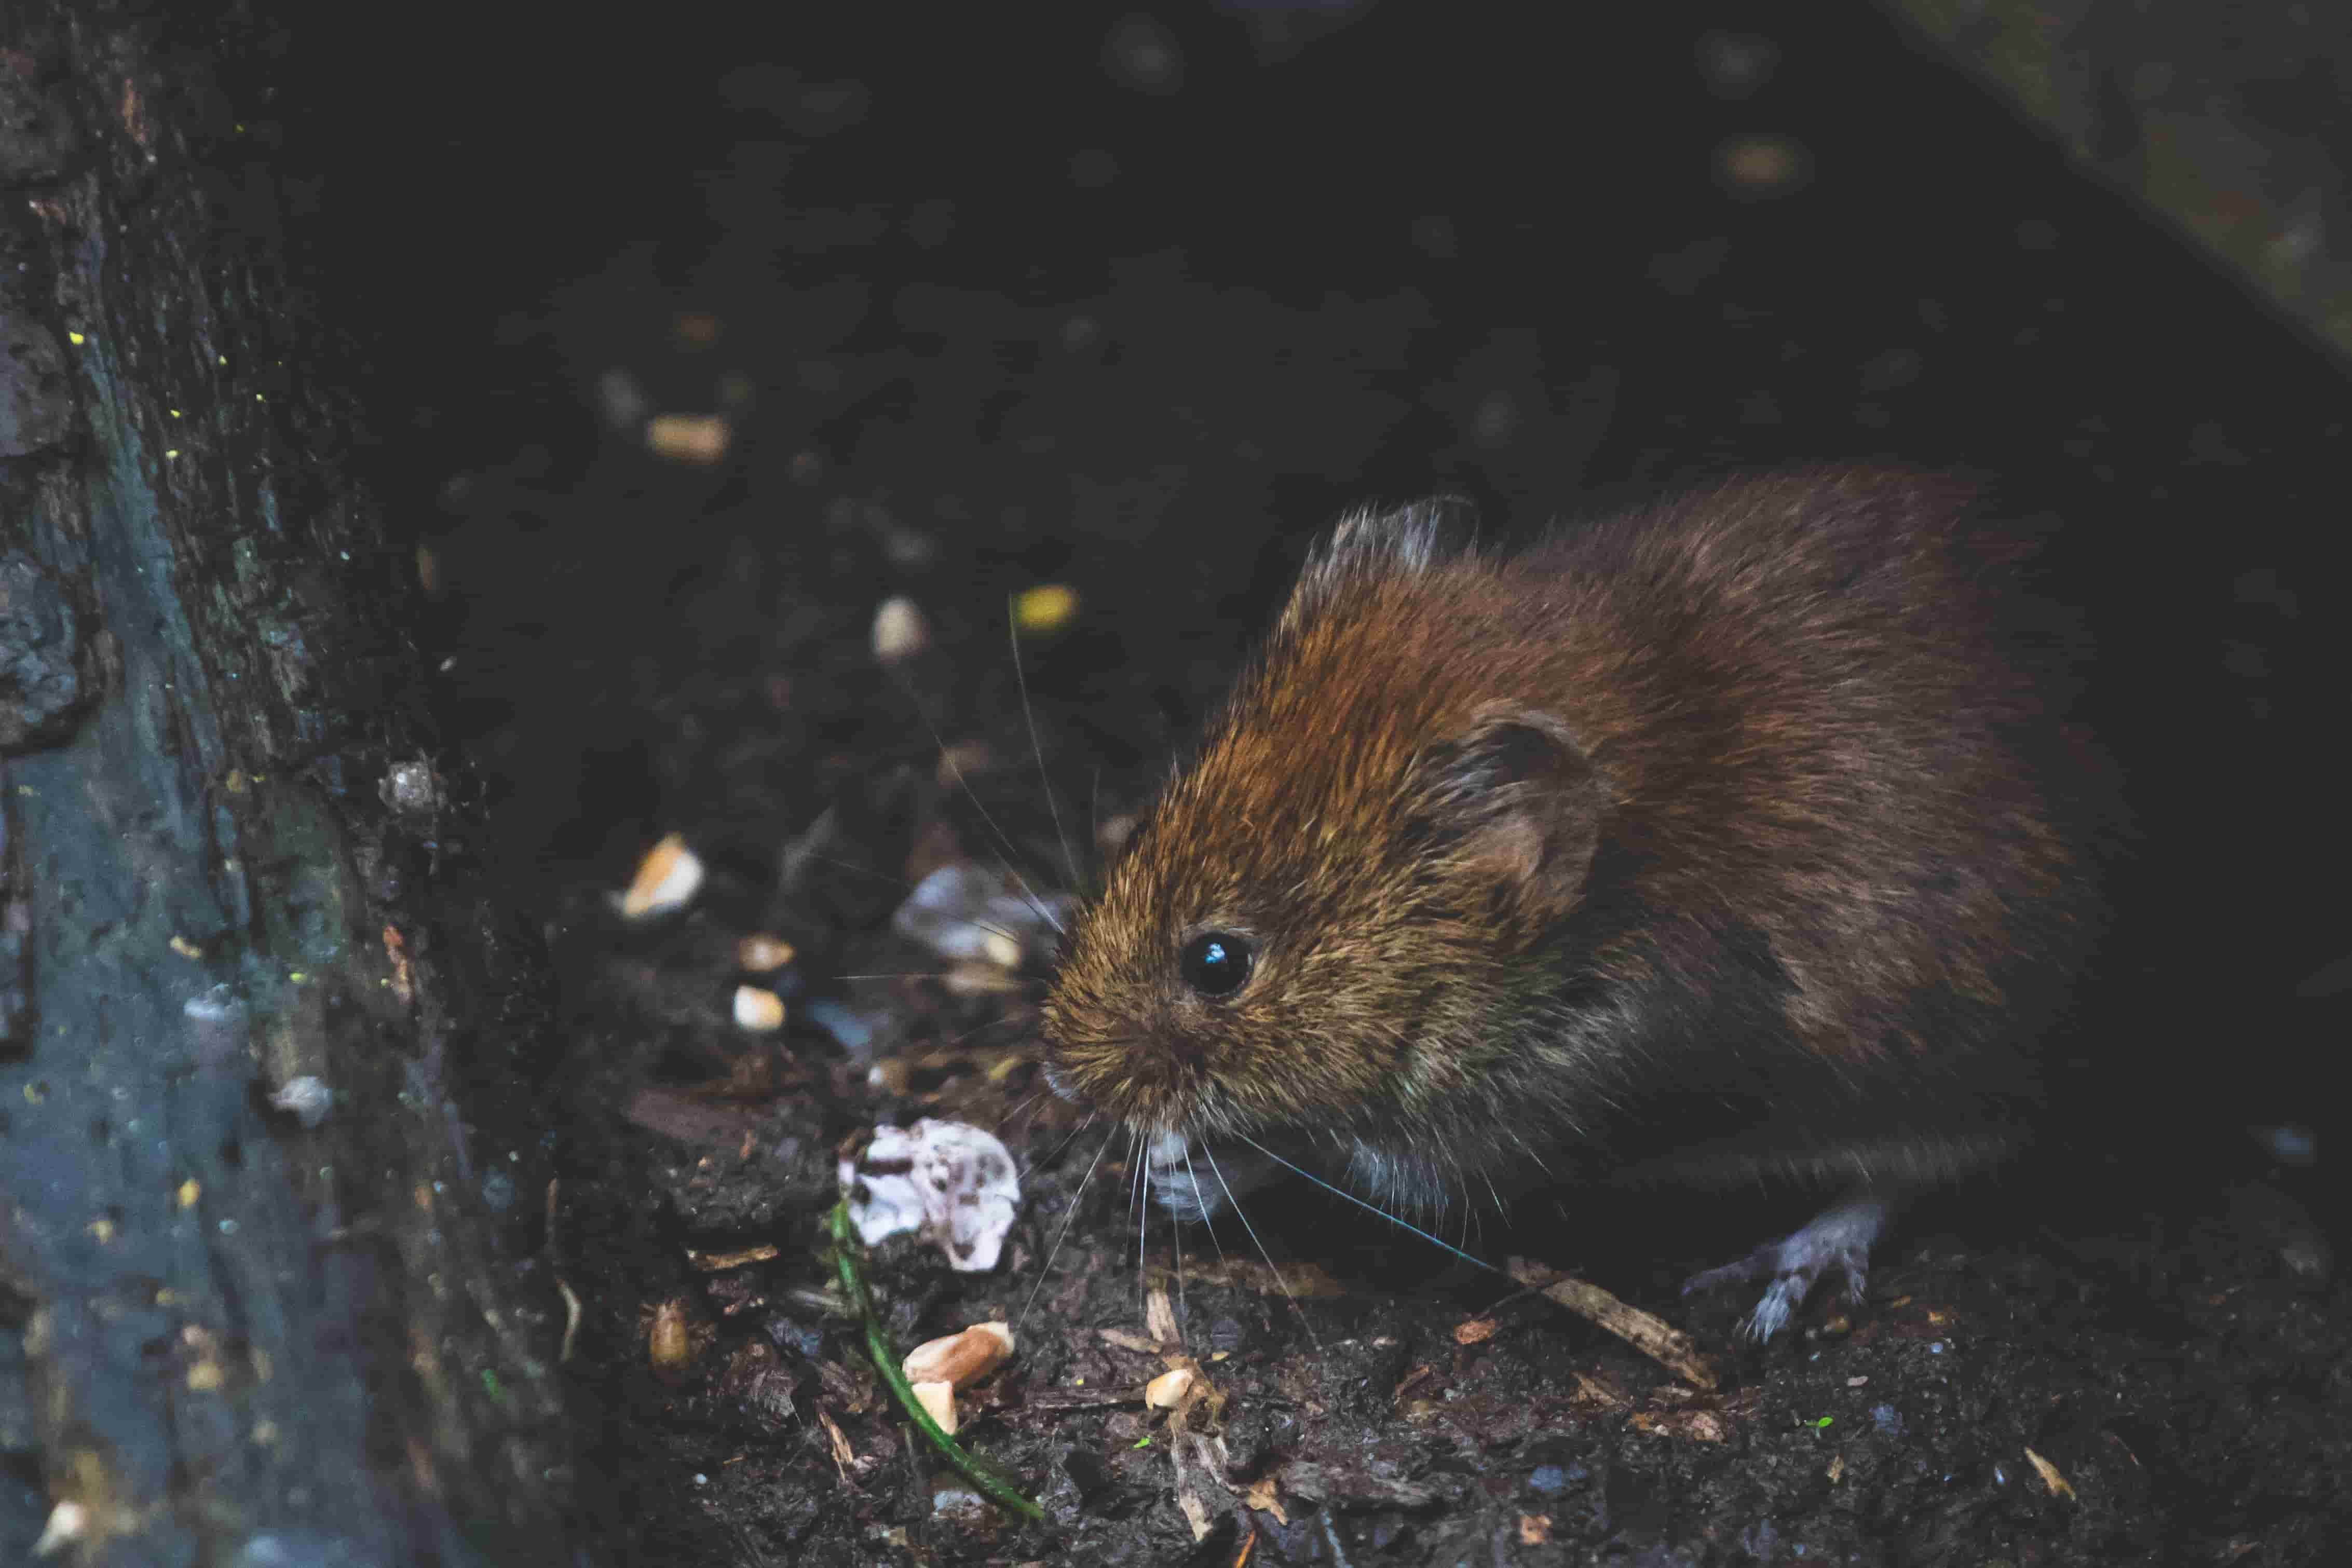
[274,3,2345,1563]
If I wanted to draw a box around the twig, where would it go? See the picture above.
[1507,1262,1721,1390]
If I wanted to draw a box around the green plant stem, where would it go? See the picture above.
[827,1199,1045,1523]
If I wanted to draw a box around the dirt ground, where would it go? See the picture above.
[271,4,2348,1562]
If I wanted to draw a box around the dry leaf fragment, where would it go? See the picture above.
[816,1408,856,1477]
[1453,1316,1499,1346]
[685,1243,779,1272]
[1241,1474,1286,1523]
[382,923,417,1006]
[2023,1446,2076,1500]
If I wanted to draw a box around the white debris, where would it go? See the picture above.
[871,596,930,663]
[838,1119,1021,1272]
[732,985,785,1032]
[891,862,1069,970]
[267,1076,333,1129]
[32,1501,87,1556]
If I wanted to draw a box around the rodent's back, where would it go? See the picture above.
[1043,470,2103,1205]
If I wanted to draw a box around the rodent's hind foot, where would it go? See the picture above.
[1680,1193,1893,1341]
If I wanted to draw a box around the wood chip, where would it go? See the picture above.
[646,411,730,463]
[732,985,785,1031]
[910,1379,957,1435]
[902,1321,1014,1389]
[736,933,796,972]
[1014,583,1078,633]
[1023,1383,1146,1411]
[1145,1286,1180,1346]
[647,1300,692,1373]
[620,834,702,918]
[1508,1261,1720,1390]
[816,1408,856,1477]
[685,1243,779,1272]
[2024,1446,2076,1500]
[1145,1366,1195,1409]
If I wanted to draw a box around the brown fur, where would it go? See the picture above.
[1043,469,2103,1210]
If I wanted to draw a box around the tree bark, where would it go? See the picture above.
[2,10,580,1564]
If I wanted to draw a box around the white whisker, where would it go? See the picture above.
[1008,606,1080,913]
[1017,1125,1113,1333]
[1202,1142,1321,1356]
[917,702,1066,936]
[1236,1134,1508,1278]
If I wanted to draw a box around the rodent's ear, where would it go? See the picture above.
[1283,498,1479,631]
[1413,705,1604,923]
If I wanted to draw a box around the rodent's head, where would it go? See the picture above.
[1041,505,1609,1150]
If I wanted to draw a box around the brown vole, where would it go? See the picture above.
[1041,469,2105,1337]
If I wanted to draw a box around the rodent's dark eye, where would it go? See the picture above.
[1179,931,1254,999]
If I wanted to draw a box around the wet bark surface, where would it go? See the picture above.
[5,4,2346,1566]
[1,7,582,1563]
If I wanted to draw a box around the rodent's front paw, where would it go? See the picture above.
[1680,1193,1892,1341]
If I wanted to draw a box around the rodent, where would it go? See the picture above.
[1040,468,2108,1337]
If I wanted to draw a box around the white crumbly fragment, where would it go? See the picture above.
[838,1119,1021,1271]
[871,595,930,662]
[891,863,1070,970]
[32,1501,87,1556]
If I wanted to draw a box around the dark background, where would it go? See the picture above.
[209,2,2350,1558]
[273,0,2341,1120]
